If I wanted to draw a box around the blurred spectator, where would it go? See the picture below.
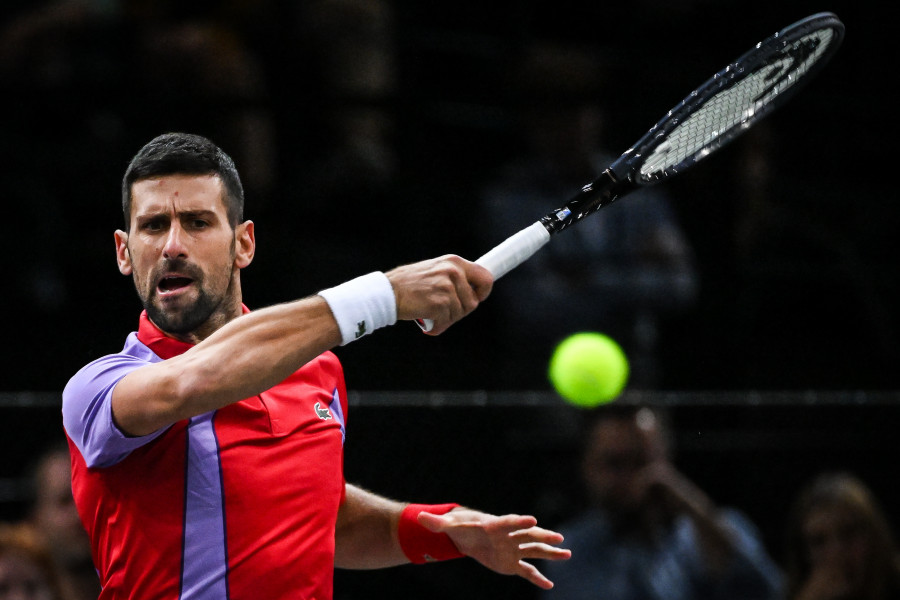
[25,443,98,600]
[784,472,900,600]
[479,41,698,389]
[540,405,782,600]
[0,521,64,600]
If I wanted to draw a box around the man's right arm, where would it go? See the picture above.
[111,294,340,436]
[112,255,493,437]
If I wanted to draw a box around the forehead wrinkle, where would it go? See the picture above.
[132,175,226,220]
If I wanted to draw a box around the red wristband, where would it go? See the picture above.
[398,503,464,564]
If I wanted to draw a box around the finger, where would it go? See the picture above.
[416,296,463,335]
[416,510,455,532]
[438,257,491,318]
[493,514,538,530]
[440,512,537,533]
[444,273,482,322]
[517,542,572,562]
[455,282,481,318]
[509,526,564,545]
[424,322,451,336]
[463,261,494,302]
[517,560,555,590]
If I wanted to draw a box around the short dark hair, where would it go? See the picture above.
[121,132,244,230]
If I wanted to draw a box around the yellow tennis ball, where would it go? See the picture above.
[548,332,629,407]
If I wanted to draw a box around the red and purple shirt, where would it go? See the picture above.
[62,311,349,599]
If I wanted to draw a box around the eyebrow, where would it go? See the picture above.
[178,210,218,220]
[136,209,218,221]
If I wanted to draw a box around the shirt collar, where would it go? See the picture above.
[135,305,250,360]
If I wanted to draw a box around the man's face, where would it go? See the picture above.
[114,174,254,340]
[581,415,666,515]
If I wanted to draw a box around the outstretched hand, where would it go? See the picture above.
[417,508,571,589]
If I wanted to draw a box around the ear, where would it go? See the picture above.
[234,220,255,269]
[114,230,133,275]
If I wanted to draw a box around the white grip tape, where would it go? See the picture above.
[318,271,397,345]
[417,222,550,332]
[475,221,551,278]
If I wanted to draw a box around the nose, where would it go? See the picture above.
[162,223,188,260]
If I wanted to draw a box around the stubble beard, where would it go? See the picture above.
[144,283,220,335]
[139,257,234,337]
[131,235,239,338]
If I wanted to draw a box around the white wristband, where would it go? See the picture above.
[318,272,397,345]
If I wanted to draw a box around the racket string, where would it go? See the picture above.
[639,28,838,181]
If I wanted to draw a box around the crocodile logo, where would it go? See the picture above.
[314,402,332,420]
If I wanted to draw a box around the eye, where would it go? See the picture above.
[141,218,165,232]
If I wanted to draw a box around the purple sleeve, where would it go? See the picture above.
[63,350,169,468]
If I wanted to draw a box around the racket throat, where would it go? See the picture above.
[540,168,622,235]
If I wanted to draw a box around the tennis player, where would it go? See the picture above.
[62,132,571,599]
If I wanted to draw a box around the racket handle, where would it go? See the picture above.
[417,222,550,332]
[475,221,551,279]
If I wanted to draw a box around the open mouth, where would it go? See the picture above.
[157,275,194,294]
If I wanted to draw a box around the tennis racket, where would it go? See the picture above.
[417,11,844,332]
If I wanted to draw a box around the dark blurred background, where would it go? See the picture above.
[1,0,895,393]
[0,0,896,598]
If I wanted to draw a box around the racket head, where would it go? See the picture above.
[610,12,845,185]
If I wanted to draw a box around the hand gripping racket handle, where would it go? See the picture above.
[416,222,551,332]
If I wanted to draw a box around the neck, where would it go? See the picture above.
[164,306,239,345]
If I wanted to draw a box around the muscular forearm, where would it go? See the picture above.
[334,484,407,569]
[112,296,341,436]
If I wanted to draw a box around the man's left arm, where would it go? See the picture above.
[335,484,571,589]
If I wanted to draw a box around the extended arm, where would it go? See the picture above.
[112,256,492,436]
[335,485,572,589]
